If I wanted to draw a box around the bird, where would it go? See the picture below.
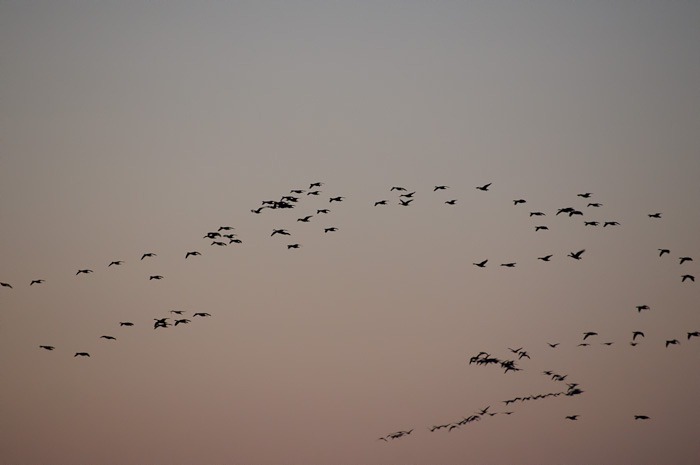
[584,221,599,226]
[218,226,234,231]
[30,279,45,285]
[434,185,449,191]
[193,312,211,317]
[665,339,680,347]
[204,232,221,239]
[185,251,201,259]
[648,213,662,218]
[307,190,321,196]
[297,216,313,222]
[679,256,693,264]
[632,331,645,341]
[317,209,330,214]
[565,415,579,420]
[445,199,457,205]
[76,269,93,275]
[681,275,695,282]
[473,260,488,268]
[535,226,549,231]
[108,260,124,266]
[153,318,170,329]
[658,249,670,256]
[141,253,156,260]
[500,263,516,268]
[329,196,344,203]
[211,241,226,246]
[170,310,185,315]
[309,182,323,189]
[687,331,700,339]
[513,199,526,205]
[229,239,242,244]
[603,221,620,227]
[149,275,164,280]
[476,183,492,191]
[399,198,413,206]
[374,200,388,206]
[174,319,191,326]
[119,322,134,326]
[400,191,416,198]
[39,345,55,350]
[548,343,560,348]
[577,193,592,198]
[271,229,290,236]
[74,352,90,357]
[583,331,598,340]
[287,244,301,249]
[538,255,553,262]
[100,335,116,340]
[390,186,406,191]
[530,211,545,216]
[324,227,338,233]
[634,415,650,420]
[636,305,650,312]
[568,249,585,260]
[587,202,602,207]
[251,207,265,214]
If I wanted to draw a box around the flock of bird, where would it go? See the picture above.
[2,180,697,443]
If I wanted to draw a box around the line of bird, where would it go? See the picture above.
[37,310,212,357]
[2,182,694,290]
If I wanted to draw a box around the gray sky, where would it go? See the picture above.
[1,2,699,464]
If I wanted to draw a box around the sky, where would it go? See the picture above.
[1,1,699,464]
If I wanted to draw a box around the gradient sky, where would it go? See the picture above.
[1,2,699,464]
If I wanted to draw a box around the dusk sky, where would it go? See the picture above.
[1,2,699,464]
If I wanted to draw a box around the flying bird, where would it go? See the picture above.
[324,227,338,233]
[634,415,650,420]
[636,305,650,312]
[119,322,134,327]
[577,193,592,198]
[473,260,488,268]
[317,209,330,214]
[185,251,201,258]
[374,200,388,206]
[434,185,449,191]
[681,274,695,282]
[170,310,185,315]
[538,255,553,262]
[297,216,313,222]
[568,249,585,260]
[583,331,598,340]
[174,319,191,326]
[476,183,492,191]
[329,196,344,203]
[535,226,549,231]
[141,253,156,260]
[76,269,93,275]
[603,221,620,227]
[658,249,670,256]
[587,203,602,207]
[648,213,662,218]
[39,345,55,350]
[100,335,116,340]
[193,312,211,317]
[445,200,457,205]
[665,339,680,347]
[565,415,579,420]
[149,275,164,280]
[687,331,700,339]
[530,211,545,216]
[679,256,693,264]
[30,279,45,285]
[271,229,290,236]
[108,260,124,266]
[500,263,516,268]
[74,352,90,357]
[632,331,645,341]
[513,199,526,205]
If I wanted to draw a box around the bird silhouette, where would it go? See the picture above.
[547,343,560,348]
[218,226,234,231]
[185,251,201,258]
[287,244,301,249]
[324,227,338,233]
[193,312,211,317]
[271,229,290,236]
[149,275,164,280]
[535,226,549,231]
[583,331,598,340]
[538,255,553,262]
[76,269,93,275]
[119,322,134,327]
[648,213,662,218]
[565,415,579,420]
[297,216,313,222]
[39,345,55,350]
[399,198,413,206]
[530,211,545,216]
[100,335,116,340]
[603,221,620,227]
[317,209,330,214]
[309,182,323,189]
[587,202,602,207]
[632,331,645,341]
[445,200,457,205]
[434,185,448,191]
[568,249,585,260]
[584,221,599,226]
[679,256,693,264]
[141,253,156,260]
[687,331,700,339]
[174,319,191,326]
[108,260,124,266]
[658,249,670,256]
[681,275,695,282]
[473,260,488,268]
[500,263,516,267]
[170,310,185,315]
[634,415,650,420]
[665,339,680,347]
[374,200,388,206]
[476,183,492,191]
[74,352,90,357]
[577,193,592,198]
[636,305,650,312]
[329,196,344,203]
[513,199,526,205]
[30,279,45,285]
